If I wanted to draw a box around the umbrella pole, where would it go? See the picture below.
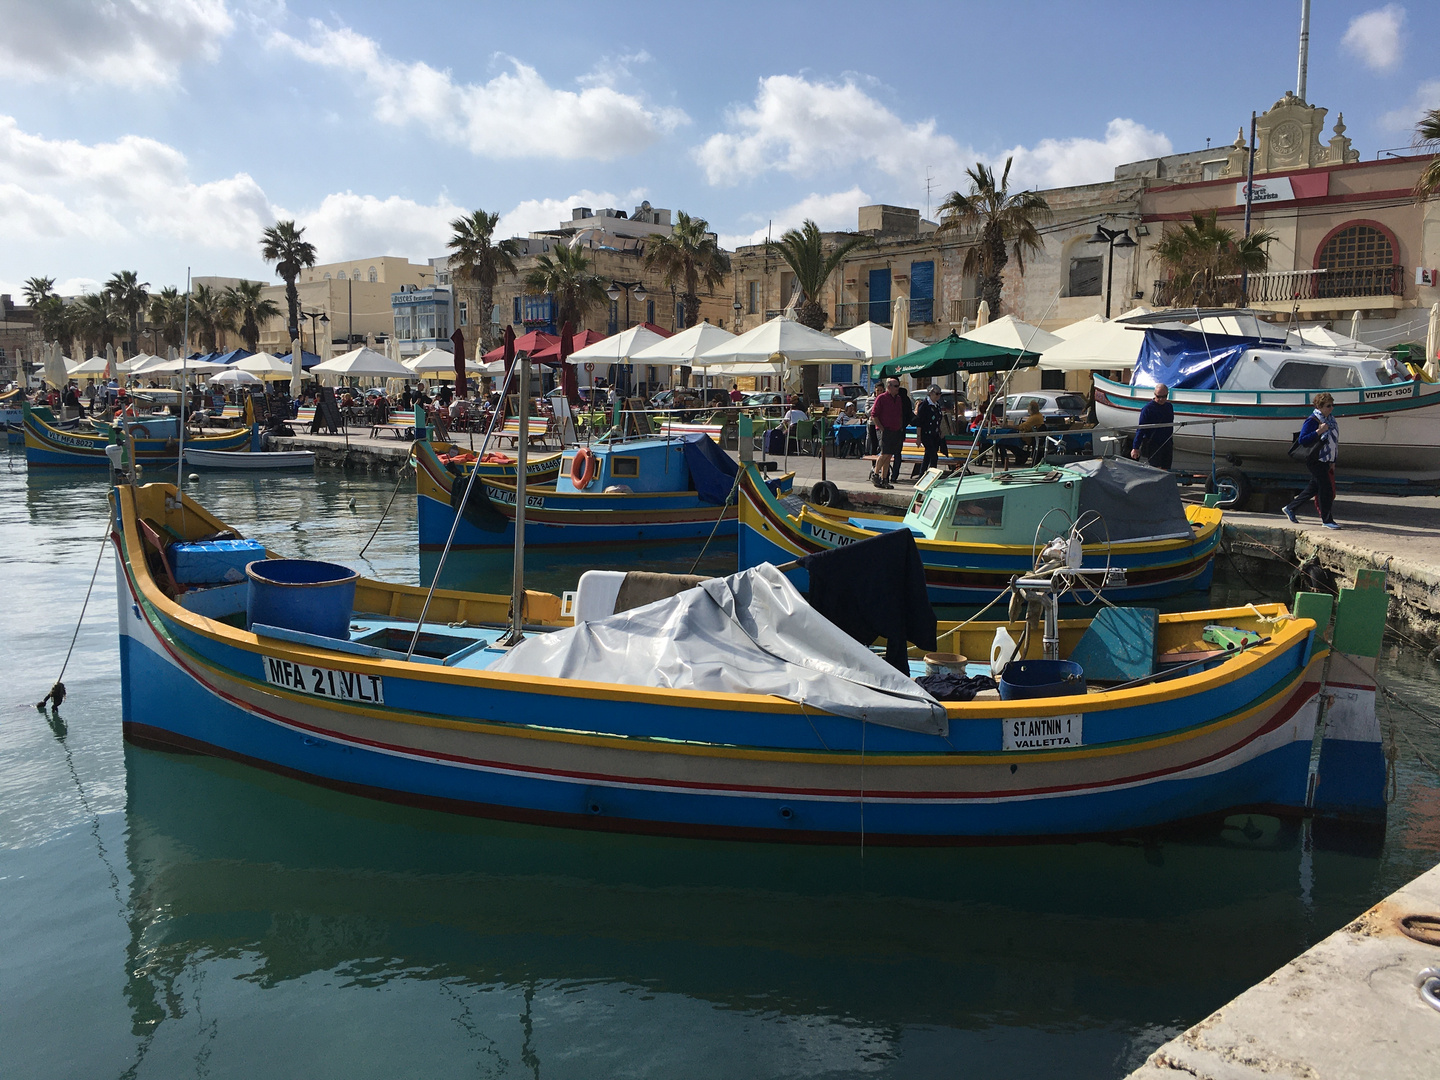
[820,415,826,482]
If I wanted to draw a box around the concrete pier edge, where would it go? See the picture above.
[1125,860,1440,1079]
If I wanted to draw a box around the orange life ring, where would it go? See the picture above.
[570,447,598,489]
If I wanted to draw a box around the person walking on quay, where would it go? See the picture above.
[913,384,946,477]
[1282,392,1340,530]
[1130,383,1174,470]
[888,384,915,483]
[871,378,904,489]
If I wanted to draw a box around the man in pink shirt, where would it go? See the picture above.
[870,378,904,488]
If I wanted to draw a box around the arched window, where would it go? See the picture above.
[337,271,346,280]
[368,266,377,282]
[1316,223,1396,298]
[323,272,331,280]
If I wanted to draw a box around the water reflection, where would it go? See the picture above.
[119,745,1392,1078]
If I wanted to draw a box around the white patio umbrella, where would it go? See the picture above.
[1349,309,1363,341]
[975,300,990,328]
[567,324,670,363]
[290,339,303,398]
[44,344,70,388]
[407,347,481,374]
[695,315,864,367]
[968,302,992,405]
[146,357,227,375]
[235,351,294,380]
[960,314,1063,354]
[129,353,171,375]
[105,343,117,381]
[834,321,924,359]
[208,368,263,386]
[890,295,911,365]
[311,346,412,378]
[117,352,152,374]
[1038,320,1148,372]
[1050,314,1106,341]
[630,321,737,365]
[69,355,112,377]
[1427,303,1439,381]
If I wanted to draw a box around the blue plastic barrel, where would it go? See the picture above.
[246,559,358,640]
[998,658,1087,701]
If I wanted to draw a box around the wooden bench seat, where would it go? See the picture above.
[494,417,552,447]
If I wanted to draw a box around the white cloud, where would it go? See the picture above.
[268,22,686,160]
[0,115,270,250]
[696,74,1170,196]
[1002,118,1173,190]
[718,187,871,249]
[0,0,234,88]
[1380,79,1440,132]
[0,114,473,288]
[493,189,659,239]
[695,75,965,186]
[292,192,464,263]
[1341,5,1406,73]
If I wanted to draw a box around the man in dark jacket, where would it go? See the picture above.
[1130,384,1174,471]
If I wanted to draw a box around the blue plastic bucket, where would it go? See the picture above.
[998,658,1087,701]
[246,559,358,640]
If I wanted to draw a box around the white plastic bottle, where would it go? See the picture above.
[990,626,1018,677]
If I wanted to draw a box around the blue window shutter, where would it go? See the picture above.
[911,261,934,322]
[646,299,655,324]
[868,269,891,324]
[512,296,521,323]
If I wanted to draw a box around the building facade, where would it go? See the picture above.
[390,285,453,357]
[256,256,433,355]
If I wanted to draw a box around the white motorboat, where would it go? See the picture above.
[184,447,315,470]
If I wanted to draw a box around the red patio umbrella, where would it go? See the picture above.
[531,328,605,360]
[558,321,580,403]
[483,328,557,363]
[502,324,515,380]
[450,326,466,398]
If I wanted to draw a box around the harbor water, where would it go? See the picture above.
[3,459,1439,1079]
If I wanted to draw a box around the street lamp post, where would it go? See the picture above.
[300,308,329,358]
[605,280,647,394]
[1086,224,1137,319]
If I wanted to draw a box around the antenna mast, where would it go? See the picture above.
[1297,0,1311,101]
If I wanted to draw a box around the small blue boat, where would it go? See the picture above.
[414,434,790,551]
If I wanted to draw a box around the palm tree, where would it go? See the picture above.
[260,220,317,341]
[936,159,1051,317]
[188,284,235,353]
[222,280,282,352]
[447,209,518,354]
[1415,108,1440,201]
[73,290,123,356]
[149,287,187,351]
[105,270,150,351]
[767,220,874,403]
[645,211,731,329]
[767,220,873,332]
[23,276,55,307]
[524,244,608,331]
[1152,210,1275,307]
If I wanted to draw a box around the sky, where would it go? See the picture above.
[1,0,1436,300]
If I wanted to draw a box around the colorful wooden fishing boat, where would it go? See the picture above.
[426,441,563,486]
[111,477,1385,843]
[184,447,315,470]
[413,435,790,551]
[740,460,1220,606]
[22,403,253,468]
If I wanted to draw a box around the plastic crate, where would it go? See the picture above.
[170,539,268,585]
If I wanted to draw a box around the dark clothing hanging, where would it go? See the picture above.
[799,528,937,673]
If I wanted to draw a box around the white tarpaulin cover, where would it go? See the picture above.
[489,563,947,734]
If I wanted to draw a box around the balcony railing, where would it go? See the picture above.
[833,298,935,328]
[947,297,982,325]
[1152,265,1405,307]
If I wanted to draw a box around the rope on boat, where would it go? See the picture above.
[406,363,520,661]
[687,465,745,575]
[358,460,414,558]
[37,530,110,711]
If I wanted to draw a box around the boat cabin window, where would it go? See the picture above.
[1271,362,1356,390]
[919,493,945,527]
[610,456,640,478]
[951,495,1004,528]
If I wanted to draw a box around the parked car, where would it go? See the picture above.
[817,383,863,406]
[1003,391,1087,425]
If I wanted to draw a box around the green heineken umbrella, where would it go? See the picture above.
[869,331,1040,379]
